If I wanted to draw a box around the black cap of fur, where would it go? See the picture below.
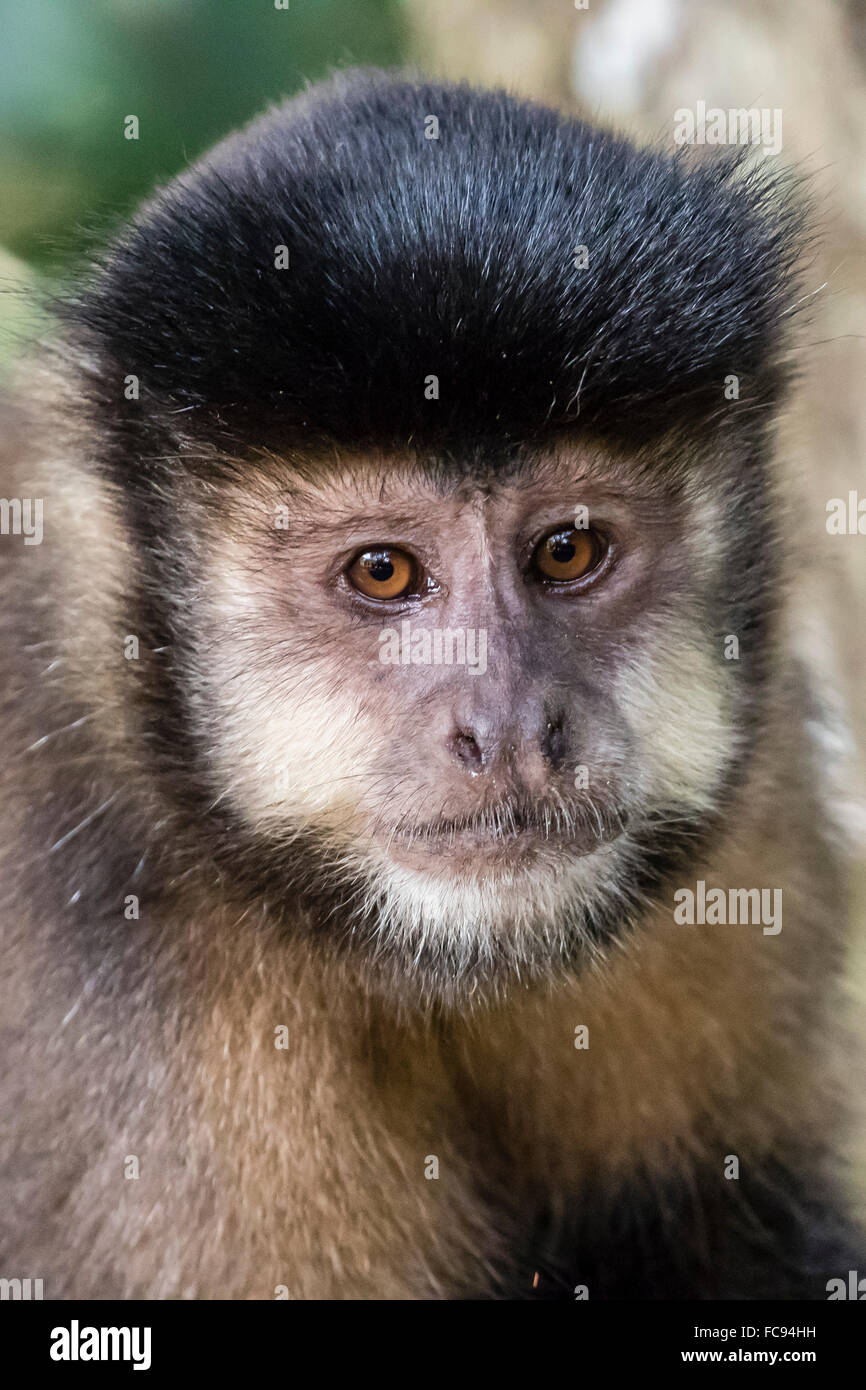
[65,69,806,461]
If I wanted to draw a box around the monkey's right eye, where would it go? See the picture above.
[346,548,416,600]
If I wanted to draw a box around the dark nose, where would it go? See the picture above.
[448,709,568,780]
[451,729,485,772]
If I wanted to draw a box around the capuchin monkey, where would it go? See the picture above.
[0,69,863,1300]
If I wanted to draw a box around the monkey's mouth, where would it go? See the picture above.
[382,799,627,869]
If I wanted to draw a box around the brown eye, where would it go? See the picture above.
[533,528,601,583]
[347,548,415,600]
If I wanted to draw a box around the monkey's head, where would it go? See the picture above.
[65,72,804,1004]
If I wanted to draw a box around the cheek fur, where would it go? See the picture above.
[611,617,735,813]
[191,555,385,837]
[209,656,381,835]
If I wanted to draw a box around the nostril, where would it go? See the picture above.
[543,717,567,770]
[451,730,484,772]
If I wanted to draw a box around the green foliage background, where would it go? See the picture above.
[0,0,407,269]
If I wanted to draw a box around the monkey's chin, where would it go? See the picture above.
[383,824,601,877]
[240,812,640,1004]
[346,829,632,1006]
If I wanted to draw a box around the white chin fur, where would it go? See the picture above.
[353,839,628,976]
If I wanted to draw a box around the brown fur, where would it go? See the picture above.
[0,365,858,1299]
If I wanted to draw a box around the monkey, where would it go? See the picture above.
[0,67,863,1301]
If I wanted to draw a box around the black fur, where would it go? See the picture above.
[504,1156,864,1301]
[61,68,806,467]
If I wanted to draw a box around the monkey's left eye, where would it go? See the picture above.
[532,528,604,584]
[346,547,416,600]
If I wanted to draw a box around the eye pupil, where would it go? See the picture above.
[347,547,415,600]
[367,558,394,582]
[533,527,603,584]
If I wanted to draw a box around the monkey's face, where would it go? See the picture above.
[68,74,796,1000]
[172,433,762,1000]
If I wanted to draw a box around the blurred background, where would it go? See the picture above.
[2,0,864,1202]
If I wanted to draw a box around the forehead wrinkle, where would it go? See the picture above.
[256,441,669,545]
[470,491,496,578]
[262,455,482,538]
[260,440,577,503]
